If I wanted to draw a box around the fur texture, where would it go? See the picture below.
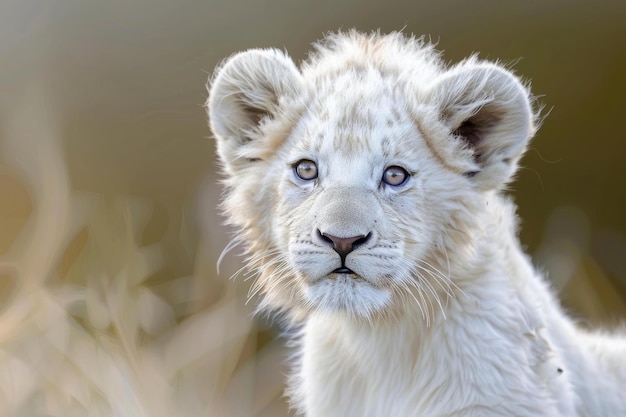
[207,31,626,416]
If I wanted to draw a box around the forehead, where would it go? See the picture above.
[291,70,425,161]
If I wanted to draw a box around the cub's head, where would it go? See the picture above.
[207,32,536,320]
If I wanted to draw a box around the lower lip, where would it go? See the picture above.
[333,267,355,274]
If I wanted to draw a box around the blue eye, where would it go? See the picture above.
[382,166,409,186]
[294,159,318,181]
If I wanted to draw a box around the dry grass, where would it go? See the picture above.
[0,91,288,417]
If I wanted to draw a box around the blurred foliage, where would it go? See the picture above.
[0,0,625,415]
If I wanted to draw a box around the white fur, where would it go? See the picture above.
[207,31,626,416]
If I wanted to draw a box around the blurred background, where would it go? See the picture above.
[0,0,625,416]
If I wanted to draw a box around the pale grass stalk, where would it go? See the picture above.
[0,88,287,416]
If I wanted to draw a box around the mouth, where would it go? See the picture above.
[330,267,366,282]
[332,267,355,274]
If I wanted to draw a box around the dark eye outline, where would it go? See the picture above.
[293,159,318,181]
[382,165,410,187]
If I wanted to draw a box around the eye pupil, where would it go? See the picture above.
[383,166,409,186]
[295,159,318,181]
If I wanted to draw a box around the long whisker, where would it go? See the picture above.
[413,264,455,299]
[217,238,242,274]
[395,277,427,322]
[402,243,469,302]
[397,263,434,326]
[247,258,294,304]
[419,274,447,320]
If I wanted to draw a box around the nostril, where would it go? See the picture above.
[317,229,334,248]
[352,232,371,249]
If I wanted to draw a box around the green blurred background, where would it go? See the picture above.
[0,0,625,416]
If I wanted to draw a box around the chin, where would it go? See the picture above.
[303,275,392,317]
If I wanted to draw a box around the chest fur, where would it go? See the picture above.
[294,291,574,417]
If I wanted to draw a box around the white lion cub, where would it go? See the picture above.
[207,31,626,416]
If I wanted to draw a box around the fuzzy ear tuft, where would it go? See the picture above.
[430,62,536,190]
[207,49,302,172]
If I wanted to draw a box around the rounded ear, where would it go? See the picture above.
[207,49,302,172]
[428,62,536,190]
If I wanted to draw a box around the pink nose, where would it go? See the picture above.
[317,230,371,262]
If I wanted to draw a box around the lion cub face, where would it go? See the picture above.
[208,32,535,319]
[275,71,466,316]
